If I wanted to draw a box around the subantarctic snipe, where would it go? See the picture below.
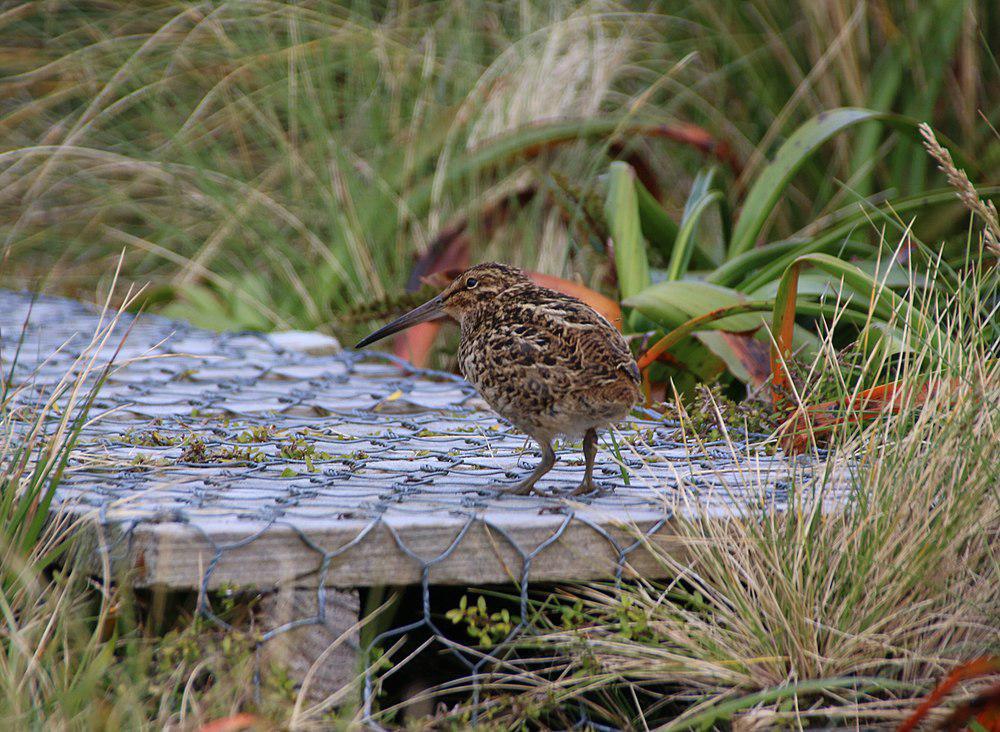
[356,263,641,495]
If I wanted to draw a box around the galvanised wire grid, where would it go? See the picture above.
[1,289,852,721]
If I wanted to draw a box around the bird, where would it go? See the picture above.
[355,263,641,496]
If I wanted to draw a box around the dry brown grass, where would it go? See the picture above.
[920,122,1000,255]
[458,256,999,729]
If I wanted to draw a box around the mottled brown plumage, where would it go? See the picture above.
[356,263,641,495]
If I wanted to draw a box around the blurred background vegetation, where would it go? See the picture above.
[1,1,996,365]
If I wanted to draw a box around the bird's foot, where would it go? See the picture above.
[566,477,603,497]
[507,477,542,496]
[482,476,555,497]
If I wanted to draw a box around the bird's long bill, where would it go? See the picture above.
[354,294,445,349]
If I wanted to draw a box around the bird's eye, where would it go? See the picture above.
[466,277,478,289]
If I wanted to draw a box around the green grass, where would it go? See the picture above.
[1,1,997,366]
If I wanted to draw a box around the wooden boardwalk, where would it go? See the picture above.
[6,290,852,591]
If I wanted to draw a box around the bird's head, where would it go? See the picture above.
[355,262,528,349]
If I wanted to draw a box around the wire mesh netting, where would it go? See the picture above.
[3,289,853,721]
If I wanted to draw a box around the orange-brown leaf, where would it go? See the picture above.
[898,657,1000,732]
[769,263,801,404]
[940,682,1000,731]
[779,376,963,453]
[515,121,742,177]
[527,272,622,329]
[393,321,445,368]
[198,713,266,732]
[719,332,772,389]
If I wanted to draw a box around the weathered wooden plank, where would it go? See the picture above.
[121,510,681,589]
[258,587,361,703]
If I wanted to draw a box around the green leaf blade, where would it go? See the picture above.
[730,108,892,257]
[605,162,651,301]
[625,281,762,332]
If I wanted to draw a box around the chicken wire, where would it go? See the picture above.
[1,289,852,724]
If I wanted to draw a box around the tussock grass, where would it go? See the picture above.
[458,241,999,729]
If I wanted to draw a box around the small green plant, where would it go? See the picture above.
[279,434,332,465]
[119,429,181,447]
[178,436,264,464]
[235,424,280,443]
[555,598,586,630]
[610,593,653,642]
[445,595,518,650]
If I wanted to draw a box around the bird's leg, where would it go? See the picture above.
[568,428,599,496]
[509,439,557,495]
